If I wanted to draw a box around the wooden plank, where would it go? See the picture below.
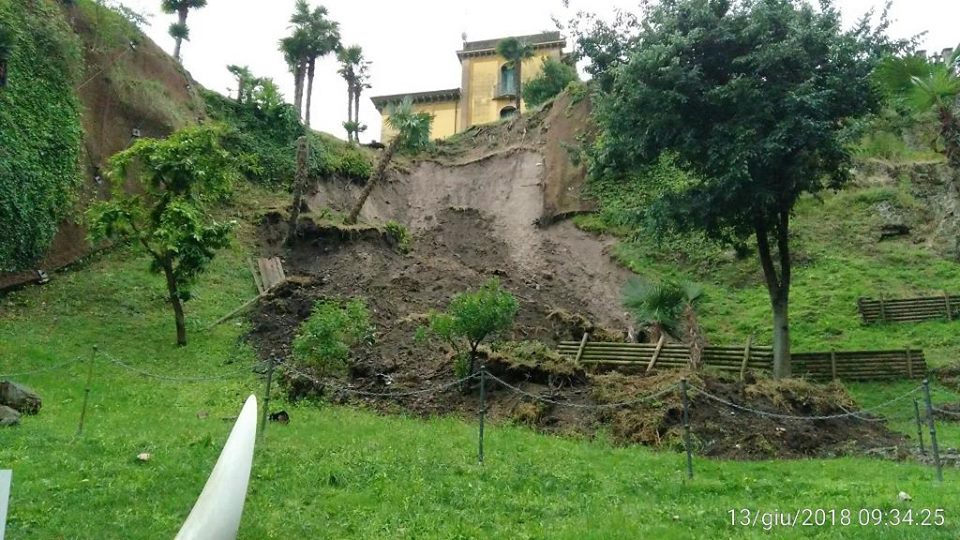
[257,257,286,290]
[573,332,589,367]
[646,335,666,373]
[248,259,265,295]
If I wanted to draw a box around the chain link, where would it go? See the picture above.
[0,357,83,378]
[486,373,679,409]
[689,384,922,421]
[282,364,477,398]
[100,350,252,382]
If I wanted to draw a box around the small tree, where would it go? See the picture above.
[345,98,431,224]
[227,64,253,104]
[496,38,534,113]
[86,125,235,346]
[522,57,578,108]
[420,279,519,379]
[293,298,373,377]
[591,0,894,377]
[160,0,207,62]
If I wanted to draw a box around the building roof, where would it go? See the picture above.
[457,31,565,59]
[370,88,461,111]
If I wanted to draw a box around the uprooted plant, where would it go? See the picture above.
[293,297,374,377]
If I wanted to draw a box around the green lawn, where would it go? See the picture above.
[2,182,960,537]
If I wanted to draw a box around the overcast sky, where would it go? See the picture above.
[116,0,958,142]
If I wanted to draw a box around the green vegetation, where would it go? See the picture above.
[1,243,959,538]
[280,0,340,125]
[522,57,578,108]
[293,297,373,376]
[86,125,236,346]
[337,45,371,142]
[383,220,411,253]
[623,278,702,342]
[588,0,898,377]
[0,0,83,271]
[161,0,208,62]
[420,278,519,379]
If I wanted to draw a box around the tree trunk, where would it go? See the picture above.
[0,61,7,87]
[755,211,792,378]
[287,136,309,243]
[345,138,399,224]
[515,60,523,113]
[304,58,316,128]
[939,105,960,171]
[173,9,187,62]
[353,84,361,142]
[346,84,354,141]
[236,74,245,104]
[293,63,305,121]
[161,259,187,347]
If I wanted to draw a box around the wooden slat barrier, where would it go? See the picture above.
[557,341,927,381]
[858,294,960,324]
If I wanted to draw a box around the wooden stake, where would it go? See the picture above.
[944,292,953,321]
[913,398,925,455]
[573,332,589,367]
[680,378,693,480]
[906,348,914,379]
[478,365,486,465]
[646,335,666,373]
[879,296,887,323]
[922,379,943,483]
[830,350,837,381]
[739,335,753,380]
[77,345,97,436]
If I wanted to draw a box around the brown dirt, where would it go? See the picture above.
[0,4,203,291]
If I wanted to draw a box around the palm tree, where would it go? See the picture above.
[495,37,534,114]
[286,0,340,127]
[279,28,311,121]
[876,46,960,170]
[345,98,432,224]
[0,25,14,87]
[160,0,207,62]
[338,45,368,142]
[227,64,253,104]
[623,278,703,345]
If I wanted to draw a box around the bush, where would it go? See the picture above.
[419,279,519,378]
[523,57,579,108]
[293,298,373,376]
[333,145,373,180]
[383,220,411,253]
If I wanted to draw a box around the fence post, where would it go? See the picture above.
[573,332,589,368]
[921,379,943,483]
[259,356,276,439]
[913,398,925,455]
[830,350,837,381]
[478,364,486,465]
[944,292,953,321]
[879,296,887,323]
[739,335,752,381]
[680,378,693,480]
[906,348,914,379]
[76,345,98,436]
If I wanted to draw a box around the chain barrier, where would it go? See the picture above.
[282,364,478,398]
[933,407,960,418]
[486,373,679,409]
[689,384,923,421]
[100,350,253,382]
[0,357,83,378]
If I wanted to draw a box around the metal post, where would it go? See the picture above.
[680,378,693,480]
[921,379,943,482]
[478,365,486,465]
[259,356,275,438]
[913,398,925,455]
[77,345,97,436]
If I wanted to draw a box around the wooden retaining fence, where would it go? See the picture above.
[858,294,959,324]
[557,339,926,381]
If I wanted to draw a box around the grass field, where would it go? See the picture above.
[1,185,960,538]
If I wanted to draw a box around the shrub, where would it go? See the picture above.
[523,57,579,108]
[293,298,373,376]
[333,145,373,180]
[419,279,519,379]
[383,221,411,253]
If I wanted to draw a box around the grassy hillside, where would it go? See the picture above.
[0,186,958,538]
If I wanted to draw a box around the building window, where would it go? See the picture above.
[499,64,517,97]
[500,105,518,119]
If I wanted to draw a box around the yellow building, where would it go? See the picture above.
[371,32,566,142]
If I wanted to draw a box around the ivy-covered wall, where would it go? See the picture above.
[0,0,84,271]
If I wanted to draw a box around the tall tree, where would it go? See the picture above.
[284,0,340,127]
[227,64,253,104]
[876,46,960,170]
[345,98,431,224]
[591,0,894,377]
[160,0,207,62]
[338,45,371,142]
[87,126,235,346]
[496,38,534,113]
[280,28,311,122]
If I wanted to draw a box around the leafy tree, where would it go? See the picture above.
[227,64,253,104]
[522,57,578,108]
[160,0,207,62]
[86,126,236,346]
[0,24,13,87]
[420,279,519,379]
[876,47,960,170]
[345,98,431,224]
[591,0,894,377]
[293,298,373,376]
[495,38,534,113]
[338,45,371,142]
[559,7,639,92]
[281,0,340,126]
[279,27,311,121]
